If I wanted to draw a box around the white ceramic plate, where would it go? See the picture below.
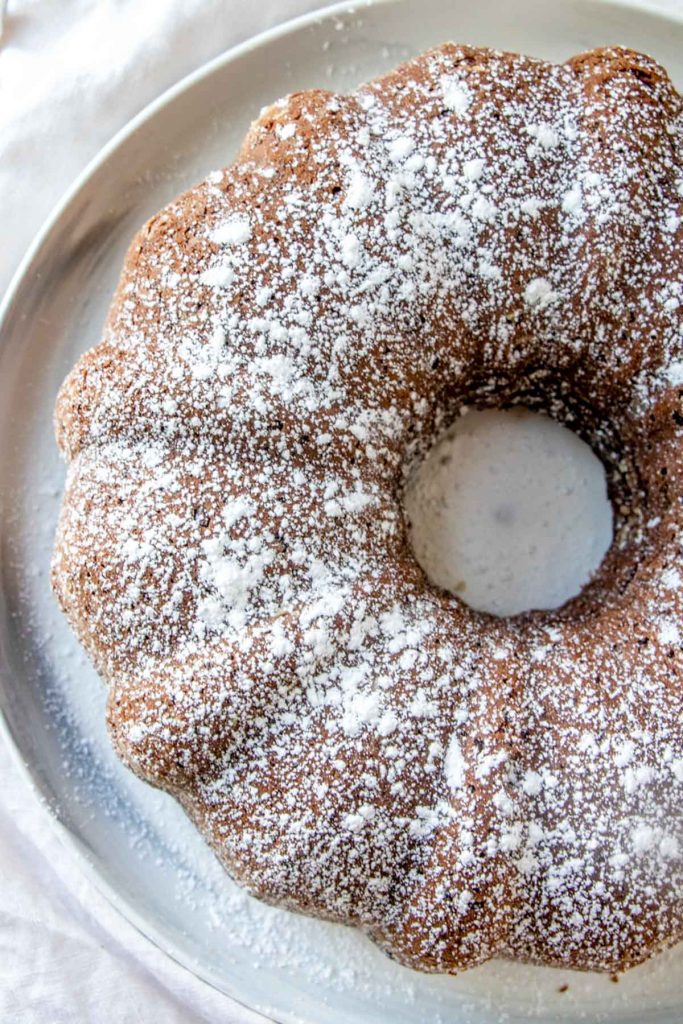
[1,1,682,1021]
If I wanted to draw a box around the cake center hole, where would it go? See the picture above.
[404,408,613,616]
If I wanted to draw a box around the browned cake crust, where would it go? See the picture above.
[52,44,683,973]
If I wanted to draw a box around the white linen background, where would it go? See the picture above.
[0,0,681,1021]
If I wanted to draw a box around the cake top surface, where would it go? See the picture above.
[53,44,683,971]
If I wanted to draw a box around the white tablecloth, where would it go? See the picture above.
[1,1,681,1021]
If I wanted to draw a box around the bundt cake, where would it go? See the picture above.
[52,44,683,973]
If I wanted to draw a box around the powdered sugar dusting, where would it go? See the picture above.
[441,76,472,115]
[210,216,251,245]
[444,732,467,790]
[52,43,683,976]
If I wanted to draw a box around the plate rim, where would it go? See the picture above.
[1,0,683,1021]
